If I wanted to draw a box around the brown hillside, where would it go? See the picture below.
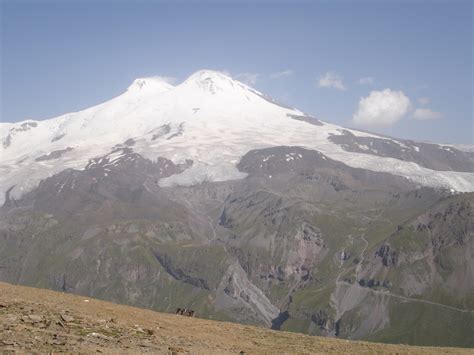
[0,282,470,354]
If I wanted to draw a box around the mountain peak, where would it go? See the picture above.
[182,70,241,94]
[126,70,253,97]
[127,76,174,94]
[185,69,232,82]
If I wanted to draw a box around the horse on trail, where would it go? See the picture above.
[176,308,195,317]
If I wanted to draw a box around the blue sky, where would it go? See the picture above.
[1,0,472,144]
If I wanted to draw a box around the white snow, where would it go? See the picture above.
[357,144,370,151]
[1,69,474,204]
[449,144,474,153]
[390,139,411,150]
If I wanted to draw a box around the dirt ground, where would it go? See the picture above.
[0,282,471,354]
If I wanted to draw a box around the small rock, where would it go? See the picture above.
[134,324,145,333]
[28,314,43,323]
[61,314,74,323]
[38,320,49,329]
[0,302,8,308]
[83,299,90,303]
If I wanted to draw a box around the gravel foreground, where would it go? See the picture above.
[0,282,471,354]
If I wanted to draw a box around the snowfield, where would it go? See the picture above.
[1,70,474,204]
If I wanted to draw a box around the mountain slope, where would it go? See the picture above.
[0,281,470,353]
[287,191,474,347]
[1,143,472,346]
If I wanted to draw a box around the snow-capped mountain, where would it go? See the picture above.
[1,69,473,204]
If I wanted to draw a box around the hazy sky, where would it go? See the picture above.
[1,0,472,144]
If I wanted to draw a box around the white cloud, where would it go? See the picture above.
[358,77,375,85]
[150,76,177,84]
[318,71,346,90]
[352,89,411,127]
[413,108,442,120]
[269,70,293,79]
[219,69,232,77]
[235,72,259,86]
[418,97,430,105]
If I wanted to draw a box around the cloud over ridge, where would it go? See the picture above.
[318,71,346,90]
[270,70,293,79]
[352,89,411,127]
[413,108,442,120]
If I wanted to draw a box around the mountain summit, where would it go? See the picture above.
[127,76,175,94]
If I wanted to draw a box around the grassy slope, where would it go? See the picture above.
[0,281,471,354]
